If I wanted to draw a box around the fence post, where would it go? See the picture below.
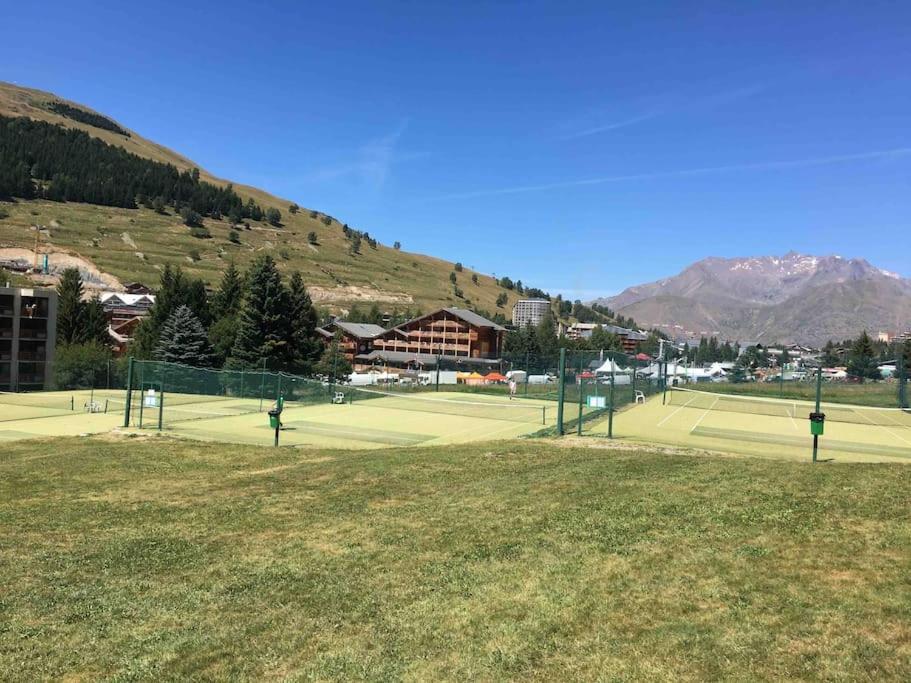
[123,357,134,428]
[898,349,907,408]
[556,348,566,436]
[524,350,530,397]
[608,364,615,438]
[576,356,584,436]
[259,358,267,412]
[812,365,823,463]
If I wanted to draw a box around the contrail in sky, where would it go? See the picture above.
[424,147,911,201]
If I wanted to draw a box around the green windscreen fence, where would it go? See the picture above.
[123,360,330,430]
[554,350,664,437]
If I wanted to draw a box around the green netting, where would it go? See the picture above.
[125,360,330,430]
[556,350,664,436]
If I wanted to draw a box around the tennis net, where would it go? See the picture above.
[667,387,911,428]
[347,386,548,424]
[0,391,76,421]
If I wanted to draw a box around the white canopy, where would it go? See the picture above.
[594,359,628,374]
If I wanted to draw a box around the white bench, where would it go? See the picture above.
[634,390,646,404]
[332,392,346,404]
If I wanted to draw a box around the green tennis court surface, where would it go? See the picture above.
[598,388,911,463]
[158,391,554,448]
[0,388,554,448]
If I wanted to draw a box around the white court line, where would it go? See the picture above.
[849,407,911,447]
[657,395,698,427]
[689,396,719,433]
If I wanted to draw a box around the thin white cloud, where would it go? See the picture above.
[304,121,426,189]
[424,147,911,202]
[561,111,662,139]
[561,83,767,140]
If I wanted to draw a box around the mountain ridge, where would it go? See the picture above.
[594,253,911,345]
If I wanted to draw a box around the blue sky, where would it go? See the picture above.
[3,1,910,299]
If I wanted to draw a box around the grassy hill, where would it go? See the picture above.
[0,82,517,315]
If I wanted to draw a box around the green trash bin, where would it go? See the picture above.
[268,409,281,429]
[809,412,825,436]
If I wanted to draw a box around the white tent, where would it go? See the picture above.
[594,359,628,374]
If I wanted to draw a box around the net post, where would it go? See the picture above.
[70,395,74,411]
[662,362,668,405]
[138,384,145,429]
[240,368,245,400]
[158,388,164,431]
[555,348,566,436]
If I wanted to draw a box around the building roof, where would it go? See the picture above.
[354,350,501,366]
[440,307,506,331]
[322,321,388,339]
[391,307,506,333]
[99,292,155,307]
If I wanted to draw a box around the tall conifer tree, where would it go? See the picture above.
[229,255,290,369]
[287,271,320,374]
[56,267,85,345]
[154,305,213,367]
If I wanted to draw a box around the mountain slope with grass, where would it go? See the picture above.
[0,82,524,316]
[594,253,911,345]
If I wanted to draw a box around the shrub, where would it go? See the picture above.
[181,207,203,227]
[309,210,318,219]
[0,206,9,220]
[228,230,240,244]
[454,286,464,299]
[307,231,318,245]
[279,248,290,260]
[188,249,201,261]
[321,215,332,226]
[266,207,282,226]
[449,272,457,284]
[496,293,508,307]
[393,241,401,250]
[289,203,299,214]
[189,226,211,239]
[454,262,463,272]
[471,273,479,285]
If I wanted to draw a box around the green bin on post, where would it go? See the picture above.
[809,412,825,436]
[269,411,281,429]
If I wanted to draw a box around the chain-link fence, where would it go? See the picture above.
[123,359,330,430]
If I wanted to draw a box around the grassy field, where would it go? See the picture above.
[684,379,904,408]
[1,436,909,680]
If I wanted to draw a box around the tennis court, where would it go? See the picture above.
[146,389,554,448]
[0,389,125,442]
[600,387,911,463]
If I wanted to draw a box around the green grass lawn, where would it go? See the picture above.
[1,437,909,680]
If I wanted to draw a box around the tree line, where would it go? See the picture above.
[51,256,346,387]
[0,115,276,223]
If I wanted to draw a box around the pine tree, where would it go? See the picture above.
[210,261,243,320]
[229,254,290,369]
[286,271,320,373]
[56,267,85,345]
[313,334,352,381]
[82,296,110,346]
[154,306,213,367]
[847,331,881,382]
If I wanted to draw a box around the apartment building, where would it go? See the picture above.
[0,287,58,392]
